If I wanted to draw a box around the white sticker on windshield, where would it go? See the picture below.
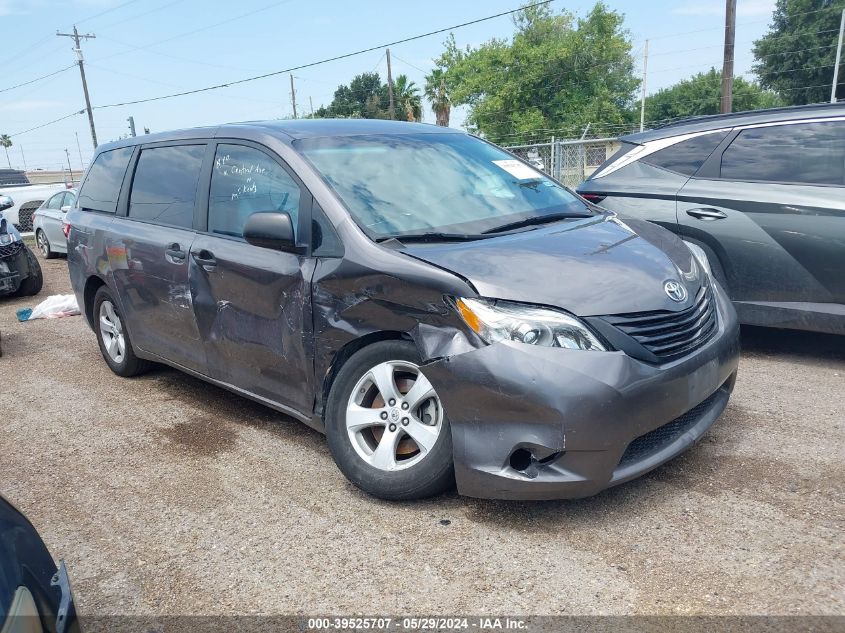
[492,159,543,180]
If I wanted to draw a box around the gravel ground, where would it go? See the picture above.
[0,251,843,616]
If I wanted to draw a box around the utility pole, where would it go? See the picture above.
[289,74,298,119]
[309,96,315,117]
[20,146,27,171]
[720,0,737,114]
[57,25,98,148]
[639,40,649,132]
[64,149,73,184]
[386,48,396,120]
[832,8,845,103]
[127,116,136,137]
[75,132,84,170]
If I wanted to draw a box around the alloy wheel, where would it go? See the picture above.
[346,360,444,471]
[37,231,49,257]
[99,300,126,364]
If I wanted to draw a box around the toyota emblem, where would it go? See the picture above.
[663,280,688,302]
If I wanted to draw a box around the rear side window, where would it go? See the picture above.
[208,144,301,239]
[78,147,133,213]
[129,145,205,228]
[721,121,845,186]
[641,131,728,176]
[46,193,64,210]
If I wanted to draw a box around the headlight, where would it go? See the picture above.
[684,241,712,277]
[0,231,18,246]
[455,297,607,351]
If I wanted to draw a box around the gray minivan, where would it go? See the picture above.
[66,119,739,501]
[578,103,845,336]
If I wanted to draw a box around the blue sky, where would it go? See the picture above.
[0,0,781,170]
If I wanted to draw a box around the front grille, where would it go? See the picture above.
[617,388,722,469]
[602,281,717,361]
[0,241,25,259]
[15,201,41,232]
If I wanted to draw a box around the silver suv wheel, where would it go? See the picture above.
[345,360,443,472]
[98,300,126,364]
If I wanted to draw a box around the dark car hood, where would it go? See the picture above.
[401,214,703,317]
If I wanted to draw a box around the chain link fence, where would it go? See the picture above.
[503,137,620,188]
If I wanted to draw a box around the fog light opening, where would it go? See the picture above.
[509,448,534,472]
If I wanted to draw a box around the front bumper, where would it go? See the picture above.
[0,241,30,295]
[424,281,740,500]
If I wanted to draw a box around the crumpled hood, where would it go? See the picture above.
[401,213,703,317]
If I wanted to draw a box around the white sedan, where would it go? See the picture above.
[33,189,76,258]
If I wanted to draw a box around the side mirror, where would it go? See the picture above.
[61,206,71,213]
[243,212,297,252]
[0,195,13,212]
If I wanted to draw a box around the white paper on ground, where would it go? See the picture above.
[27,294,80,320]
[492,159,543,180]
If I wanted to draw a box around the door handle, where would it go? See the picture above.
[165,243,186,261]
[192,249,217,270]
[686,208,727,220]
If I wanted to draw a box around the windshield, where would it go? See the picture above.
[295,132,590,239]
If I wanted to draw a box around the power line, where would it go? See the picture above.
[639,4,843,44]
[92,0,557,110]
[8,111,84,138]
[87,0,183,31]
[90,0,297,65]
[96,34,260,73]
[0,64,76,94]
[0,34,54,68]
[74,0,144,26]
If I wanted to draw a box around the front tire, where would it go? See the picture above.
[15,248,43,297]
[325,340,454,500]
[93,286,151,377]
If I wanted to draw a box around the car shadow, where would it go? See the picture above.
[740,325,845,362]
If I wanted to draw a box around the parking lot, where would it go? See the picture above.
[1,252,843,616]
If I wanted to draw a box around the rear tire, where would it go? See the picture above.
[15,248,43,297]
[325,340,454,500]
[93,286,151,377]
[36,229,57,259]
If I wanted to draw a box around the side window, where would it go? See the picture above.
[721,121,845,186]
[77,146,133,213]
[311,200,342,257]
[46,193,64,210]
[208,144,301,239]
[128,145,205,228]
[641,131,728,176]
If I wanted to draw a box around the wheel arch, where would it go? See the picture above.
[82,275,107,330]
[317,330,412,422]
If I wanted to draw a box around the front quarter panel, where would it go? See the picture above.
[311,219,480,420]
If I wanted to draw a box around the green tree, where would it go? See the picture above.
[436,2,640,142]
[424,67,451,127]
[393,74,422,122]
[753,0,845,105]
[646,68,784,122]
[0,134,11,169]
[315,72,390,119]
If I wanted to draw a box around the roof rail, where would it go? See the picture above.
[653,102,843,130]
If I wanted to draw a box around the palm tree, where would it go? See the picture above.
[424,69,451,127]
[0,135,12,169]
[393,75,422,122]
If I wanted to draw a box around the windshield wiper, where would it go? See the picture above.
[481,211,592,235]
[375,232,491,244]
